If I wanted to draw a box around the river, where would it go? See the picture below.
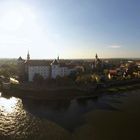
[0,91,140,140]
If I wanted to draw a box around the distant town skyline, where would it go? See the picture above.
[0,0,139,59]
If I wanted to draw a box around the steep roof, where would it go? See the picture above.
[24,59,75,68]
[25,60,51,66]
[17,56,24,61]
[51,59,59,65]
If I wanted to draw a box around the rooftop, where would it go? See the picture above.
[25,60,52,66]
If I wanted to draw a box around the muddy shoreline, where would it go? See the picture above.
[1,79,140,100]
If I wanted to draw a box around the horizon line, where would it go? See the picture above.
[0,57,140,60]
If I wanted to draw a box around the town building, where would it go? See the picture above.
[91,54,104,72]
[17,52,76,82]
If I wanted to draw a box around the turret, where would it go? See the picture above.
[51,59,59,79]
[95,53,98,59]
[27,51,30,61]
[17,56,25,82]
[57,55,59,61]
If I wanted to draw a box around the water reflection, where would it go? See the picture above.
[0,92,27,139]
[0,98,17,114]
[0,92,18,115]
[21,95,120,131]
[0,91,124,138]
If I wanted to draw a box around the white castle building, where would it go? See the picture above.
[18,52,76,82]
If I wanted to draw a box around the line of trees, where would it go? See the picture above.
[0,64,18,77]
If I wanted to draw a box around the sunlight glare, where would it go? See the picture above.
[0,96,18,114]
[0,10,24,31]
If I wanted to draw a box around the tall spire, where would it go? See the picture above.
[95,53,98,59]
[27,50,30,60]
[57,55,59,61]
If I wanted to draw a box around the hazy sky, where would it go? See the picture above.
[0,0,139,59]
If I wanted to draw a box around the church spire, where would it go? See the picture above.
[57,55,59,61]
[27,50,30,61]
[95,53,98,59]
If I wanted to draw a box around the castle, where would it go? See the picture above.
[17,52,76,82]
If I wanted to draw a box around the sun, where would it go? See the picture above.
[0,1,40,48]
[0,10,24,31]
[0,5,36,32]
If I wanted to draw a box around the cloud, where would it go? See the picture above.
[108,45,121,49]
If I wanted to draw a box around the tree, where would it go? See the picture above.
[75,74,92,85]
[0,64,18,78]
[68,71,77,80]
[103,69,109,76]
[33,73,44,84]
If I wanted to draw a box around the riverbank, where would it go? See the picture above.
[1,78,140,100]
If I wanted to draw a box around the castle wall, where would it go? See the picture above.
[28,66,50,81]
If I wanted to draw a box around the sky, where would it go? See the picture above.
[0,0,139,59]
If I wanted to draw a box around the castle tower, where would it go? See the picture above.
[94,53,103,73]
[95,53,98,60]
[57,55,59,62]
[17,56,25,82]
[27,51,30,61]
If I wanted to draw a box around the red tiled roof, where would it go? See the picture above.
[109,70,117,75]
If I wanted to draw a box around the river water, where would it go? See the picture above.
[0,91,139,139]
